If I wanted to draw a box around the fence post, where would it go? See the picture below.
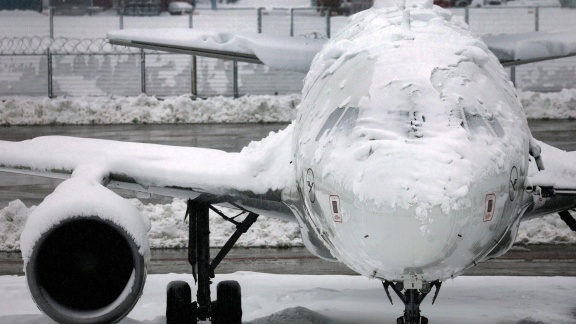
[47,50,53,98]
[326,8,331,38]
[534,7,539,31]
[49,6,54,38]
[290,8,295,37]
[191,56,197,97]
[510,66,516,87]
[233,60,239,98]
[189,9,194,28]
[140,49,146,94]
[120,5,124,29]
[257,7,263,33]
[465,7,469,24]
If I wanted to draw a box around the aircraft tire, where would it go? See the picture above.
[396,316,428,324]
[212,280,242,324]
[166,281,194,324]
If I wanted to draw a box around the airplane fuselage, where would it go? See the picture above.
[286,1,531,281]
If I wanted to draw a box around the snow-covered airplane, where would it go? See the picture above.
[2,0,576,323]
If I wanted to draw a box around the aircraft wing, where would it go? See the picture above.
[109,28,576,72]
[523,140,576,221]
[527,141,576,194]
[482,30,576,67]
[0,133,297,221]
[107,28,326,73]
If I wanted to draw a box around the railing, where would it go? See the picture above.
[0,6,575,98]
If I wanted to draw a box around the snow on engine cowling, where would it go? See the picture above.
[21,177,150,323]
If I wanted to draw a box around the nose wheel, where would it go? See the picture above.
[383,280,441,324]
[397,316,428,324]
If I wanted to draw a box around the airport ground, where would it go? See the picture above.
[1,244,575,276]
[1,120,575,276]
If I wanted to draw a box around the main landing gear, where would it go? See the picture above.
[383,280,442,324]
[166,199,259,324]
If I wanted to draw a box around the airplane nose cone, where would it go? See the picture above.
[328,202,465,281]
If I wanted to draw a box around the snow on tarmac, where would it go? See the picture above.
[1,90,576,125]
[0,94,301,125]
[0,198,302,252]
[0,273,575,324]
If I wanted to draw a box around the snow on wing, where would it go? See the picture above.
[523,140,576,219]
[107,28,326,73]
[528,141,576,193]
[108,28,576,71]
[0,132,297,221]
[482,30,576,67]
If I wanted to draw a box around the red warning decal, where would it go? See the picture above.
[329,195,342,223]
[484,194,496,222]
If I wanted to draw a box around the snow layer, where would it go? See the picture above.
[215,0,310,9]
[1,90,575,126]
[520,88,576,119]
[140,199,302,249]
[0,125,295,199]
[1,273,576,323]
[19,175,152,265]
[504,0,562,7]
[0,198,572,251]
[0,94,300,125]
[108,29,325,72]
[527,140,576,189]
[482,30,576,64]
[0,201,34,251]
[293,0,527,239]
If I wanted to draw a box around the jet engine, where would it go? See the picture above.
[20,178,151,323]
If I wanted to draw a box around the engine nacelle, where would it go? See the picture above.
[26,216,147,323]
[20,177,151,323]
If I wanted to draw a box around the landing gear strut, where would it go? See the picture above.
[559,210,576,231]
[166,199,259,324]
[383,280,442,324]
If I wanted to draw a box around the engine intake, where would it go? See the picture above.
[26,216,147,324]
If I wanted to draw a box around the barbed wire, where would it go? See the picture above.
[0,36,142,55]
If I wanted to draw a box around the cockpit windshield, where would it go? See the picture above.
[461,107,504,138]
[316,107,359,141]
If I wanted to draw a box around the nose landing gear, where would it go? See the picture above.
[383,280,442,324]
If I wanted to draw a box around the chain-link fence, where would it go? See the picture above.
[0,36,307,97]
[0,6,575,97]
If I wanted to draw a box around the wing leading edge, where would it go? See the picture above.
[107,28,325,73]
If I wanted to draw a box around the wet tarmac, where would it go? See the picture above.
[1,120,576,277]
[1,245,575,276]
